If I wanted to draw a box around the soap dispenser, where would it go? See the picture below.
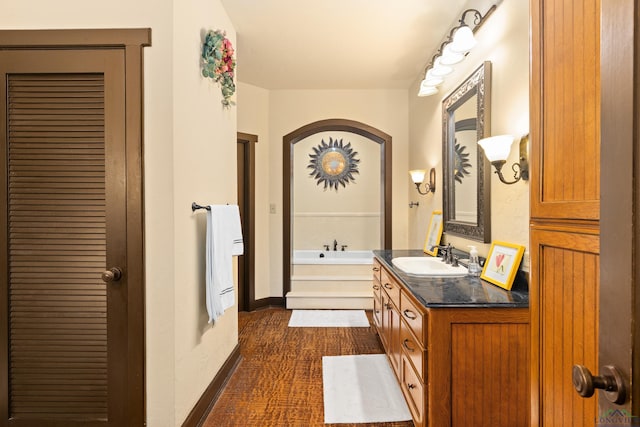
[467,246,481,277]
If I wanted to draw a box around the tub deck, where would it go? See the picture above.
[286,250,374,309]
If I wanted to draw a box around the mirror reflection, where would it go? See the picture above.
[442,61,492,242]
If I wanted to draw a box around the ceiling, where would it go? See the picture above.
[220,0,493,90]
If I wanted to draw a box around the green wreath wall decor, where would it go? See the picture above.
[202,29,236,107]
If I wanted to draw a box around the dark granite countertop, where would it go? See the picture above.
[373,249,529,308]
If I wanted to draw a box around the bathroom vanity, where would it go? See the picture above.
[372,250,529,427]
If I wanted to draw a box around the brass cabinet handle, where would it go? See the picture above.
[407,383,416,390]
[402,339,416,352]
[373,284,380,290]
[383,283,393,290]
[403,309,417,320]
[373,267,380,272]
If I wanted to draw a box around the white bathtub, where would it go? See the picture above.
[292,250,374,265]
[287,250,374,309]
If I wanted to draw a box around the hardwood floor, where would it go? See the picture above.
[203,308,414,427]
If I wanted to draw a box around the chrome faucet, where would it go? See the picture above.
[333,239,338,251]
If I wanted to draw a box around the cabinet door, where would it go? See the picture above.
[372,279,382,328]
[388,302,401,375]
[531,0,600,221]
[530,227,599,426]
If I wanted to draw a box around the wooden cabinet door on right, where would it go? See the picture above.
[530,0,603,424]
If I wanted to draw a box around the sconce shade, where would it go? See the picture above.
[478,135,515,162]
[439,44,465,65]
[409,169,427,184]
[430,58,453,77]
[450,25,477,53]
[424,70,444,86]
[418,84,438,97]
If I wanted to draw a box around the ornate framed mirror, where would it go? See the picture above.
[442,61,492,242]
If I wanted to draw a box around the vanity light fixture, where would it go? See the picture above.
[417,5,498,97]
[410,168,436,195]
[478,134,530,185]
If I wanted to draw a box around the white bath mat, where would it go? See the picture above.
[288,310,370,327]
[322,354,412,424]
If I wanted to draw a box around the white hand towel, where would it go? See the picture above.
[205,204,243,323]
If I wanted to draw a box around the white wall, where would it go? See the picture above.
[293,131,381,251]
[408,0,530,263]
[172,1,238,424]
[268,90,409,296]
[236,82,271,299]
[237,87,409,298]
[1,1,239,425]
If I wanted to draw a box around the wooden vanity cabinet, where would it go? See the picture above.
[372,259,382,329]
[373,260,530,427]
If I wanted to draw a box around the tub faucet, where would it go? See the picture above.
[333,239,338,251]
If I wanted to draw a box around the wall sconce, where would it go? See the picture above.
[409,168,436,194]
[417,5,498,97]
[478,134,530,185]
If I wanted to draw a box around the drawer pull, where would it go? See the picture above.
[403,309,417,320]
[373,267,380,272]
[373,284,380,290]
[402,339,416,352]
[384,283,393,290]
[407,383,416,390]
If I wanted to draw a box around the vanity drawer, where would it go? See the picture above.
[400,291,425,347]
[401,355,425,427]
[400,318,425,381]
[380,268,401,307]
[372,258,382,281]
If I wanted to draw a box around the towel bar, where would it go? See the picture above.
[192,202,211,212]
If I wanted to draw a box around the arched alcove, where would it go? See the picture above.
[283,118,392,296]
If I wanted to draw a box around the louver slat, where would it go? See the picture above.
[7,74,107,420]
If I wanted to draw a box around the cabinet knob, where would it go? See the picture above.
[101,267,123,283]
[407,383,416,390]
[572,365,627,404]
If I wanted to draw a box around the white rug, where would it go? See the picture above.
[288,310,370,328]
[322,354,412,424]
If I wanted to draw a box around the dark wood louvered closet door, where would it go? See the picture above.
[0,50,128,427]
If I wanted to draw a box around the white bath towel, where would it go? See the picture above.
[206,204,244,323]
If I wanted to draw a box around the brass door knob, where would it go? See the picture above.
[572,364,627,404]
[101,267,123,283]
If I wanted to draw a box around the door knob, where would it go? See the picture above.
[101,267,123,283]
[572,364,627,404]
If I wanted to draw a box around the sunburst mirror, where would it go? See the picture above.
[453,141,472,183]
[307,137,359,190]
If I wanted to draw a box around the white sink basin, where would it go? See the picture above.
[391,257,469,277]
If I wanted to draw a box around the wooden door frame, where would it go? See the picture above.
[600,0,639,417]
[282,118,392,297]
[237,132,257,311]
[0,29,149,426]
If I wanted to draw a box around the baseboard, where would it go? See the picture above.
[250,296,285,311]
[181,344,242,427]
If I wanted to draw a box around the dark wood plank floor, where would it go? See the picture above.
[203,308,414,427]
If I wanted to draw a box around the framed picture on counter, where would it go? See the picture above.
[423,210,443,256]
[481,241,525,290]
